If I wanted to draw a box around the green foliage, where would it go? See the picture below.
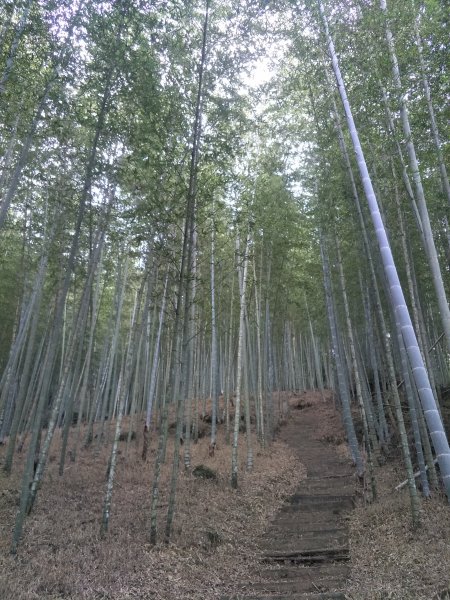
[0,0,448,435]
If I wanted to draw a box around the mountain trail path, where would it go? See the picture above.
[223,391,356,600]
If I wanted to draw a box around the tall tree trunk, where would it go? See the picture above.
[0,0,35,94]
[150,0,210,545]
[335,236,378,462]
[318,0,450,500]
[320,238,363,475]
[210,199,219,453]
[412,5,450,206]
[380,0,450,354]
[0,4,85,229]
[184,230,197,469]
[142,272,169,461]
[231,231,250,489]
[253,256,265,445]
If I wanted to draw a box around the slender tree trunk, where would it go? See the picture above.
[380,0,450,354]
[210,199,219,453]
[0,0,32,93]
[101,271,140,536]
[184,230,197,469]
[396,324,430,498]
[253,256,265,445]
[329,84,398,433]
[243,336,253,471]
[0,3,85,229]
[335,236,377,456]
[321,238,362,476]
[364,293,389,446]
[264,299,275,441]
[318,0,450,499]
[142,272,169,461]
[224,273,235,445]
[412,7,450,206]
[150,0,210,545]
[231,231,250,489]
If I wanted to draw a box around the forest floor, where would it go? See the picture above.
[344,454,450,600]
[0,391,449,599]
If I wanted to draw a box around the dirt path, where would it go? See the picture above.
[224,391,356,600]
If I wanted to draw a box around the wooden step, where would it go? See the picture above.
[272,513,346,528]
[264,534,348,554]
[235,573,347,594]
[306,468,353,478]
[265,526,347,536]
[220,402,355,600]
[264,547,350,564]
[289,494,354,505]
[276,495,354,514]
[300,477,355,494]
[299,486,354,497]
[221,592,346,600]
[265,525,347,536]
[260,564,350,581]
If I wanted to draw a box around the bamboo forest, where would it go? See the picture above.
[0,0,449,598]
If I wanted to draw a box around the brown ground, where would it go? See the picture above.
[1,390,449,600]
[344,458,450,600]
[0,392,305,600]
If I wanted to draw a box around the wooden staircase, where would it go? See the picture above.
[222,395,356,599]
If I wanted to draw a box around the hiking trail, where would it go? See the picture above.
[223,391,356,600]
